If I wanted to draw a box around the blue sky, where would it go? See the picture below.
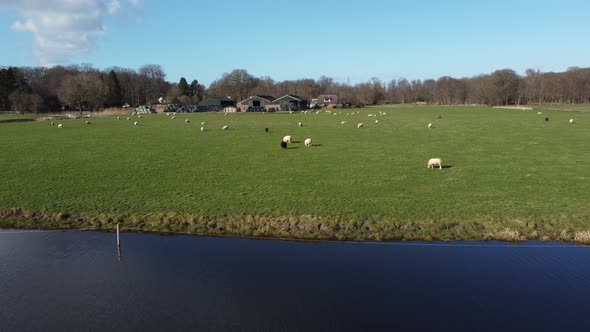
[0,0,589,85]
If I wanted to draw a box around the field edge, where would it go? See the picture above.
[2,208,590,244]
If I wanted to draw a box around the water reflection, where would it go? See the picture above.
[0,230,589,331]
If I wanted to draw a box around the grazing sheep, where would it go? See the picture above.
[569,119,574,124]
[545,117,549,122]
[283,135,292,143]
[138,115,142,119]
[537,112,543,115]
[50,122,55,126]
[428,123,433,129]
[173,112,176,116]
[280,141,288,149]
[134,121,139,126]
[200,126,205,131]
[375,120,379,123]
[126,117,131,120]
[85,121,91,125]
[357,123,364,129]
[201,122,206,125]
[185,119,190,123]
[265,128,269,133]
[437,115,442,119]
[298,122,303,127]
[341,121,347,124]
[224,113,228,116]
[222,125,229,130]
[289,111,293,114]
[116,116,121,120]
[57,123,63,128]
[166,113,170,116]
[427,158,443,170]
[304,138,312,146]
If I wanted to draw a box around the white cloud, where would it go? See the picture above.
[0,0,142,65]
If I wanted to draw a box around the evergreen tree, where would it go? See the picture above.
[178,77,190,96]
[104,70,122,107]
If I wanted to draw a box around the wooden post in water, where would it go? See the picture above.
[116,223,120,247]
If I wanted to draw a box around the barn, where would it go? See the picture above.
[237,95,275,112]
[199,97,236,111]
[273,95,309,111]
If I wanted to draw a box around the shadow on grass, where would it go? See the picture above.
[289,147,300,149]
[311,144,323,147]
[0,119,35,124]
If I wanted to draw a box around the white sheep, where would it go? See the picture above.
[283,135,292,143]
[138,115,142,119]
[171,117,176,120]
[50,122,55,126]
[222,125,229,130]
[185,119,190,123]
[341,121,347,124]
[57,123,63,128]
[85,121,91,125]
[375,120,379,123]
[134,121,139,126]
[200,122,206,125]
[537,112,543,115]
[173,112,176,116]
[357,123,364,129]
[166,113,170,116]
[126,117,131,120]
[570,119,574,124]
[304,138,312,146]
[298,122,303,127]
[428,123,433,129]
[200,126,205,131]
[427,158,443,170]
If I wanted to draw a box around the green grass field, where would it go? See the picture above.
[1,107,589,242]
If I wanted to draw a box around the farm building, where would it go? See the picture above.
[199,97,237,111]
[238,95,275,112]
[315,94,339,107]
[273,95,309,111]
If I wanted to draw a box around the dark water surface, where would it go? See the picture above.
[1,230,590,331]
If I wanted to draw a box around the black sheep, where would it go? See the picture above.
[280,141,287,149]
[545,117,549,122]
[265,128,269,133]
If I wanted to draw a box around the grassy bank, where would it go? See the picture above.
[1,106,589,242]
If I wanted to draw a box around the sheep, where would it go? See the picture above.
[185,119,190,123]
[357,123,364,129]
[289,111,293,114]
[134,121,139,126]
[201,122,206,125]
[138,115,142,119]
[57,123,63,128]
[428,123,433,129]
[569,119,574,124]
[265,128,269,133]
[85,121,91,125]
[427,158,443,170]
[50,122,55,126]
[280,141,288,149]
[537,112,543,115]
[126,117,131,120]
[173,112,176,116]
[200,126,205,131]
[304,138,312,146]
[116,116,121,120]
[375,120,379,123]
[166,113,170,116]
[222,125,229,130]
[283,135,292,143]
[341,121,347,124]
[171,117,176,120]
[545,117,549,122]
[298,122,303,127]
[436,115,442,119]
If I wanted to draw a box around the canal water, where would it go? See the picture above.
[1,230,589,331]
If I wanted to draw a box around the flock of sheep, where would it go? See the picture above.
[48,109,581,170]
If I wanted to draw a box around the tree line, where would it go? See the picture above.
[2,65,590,113]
